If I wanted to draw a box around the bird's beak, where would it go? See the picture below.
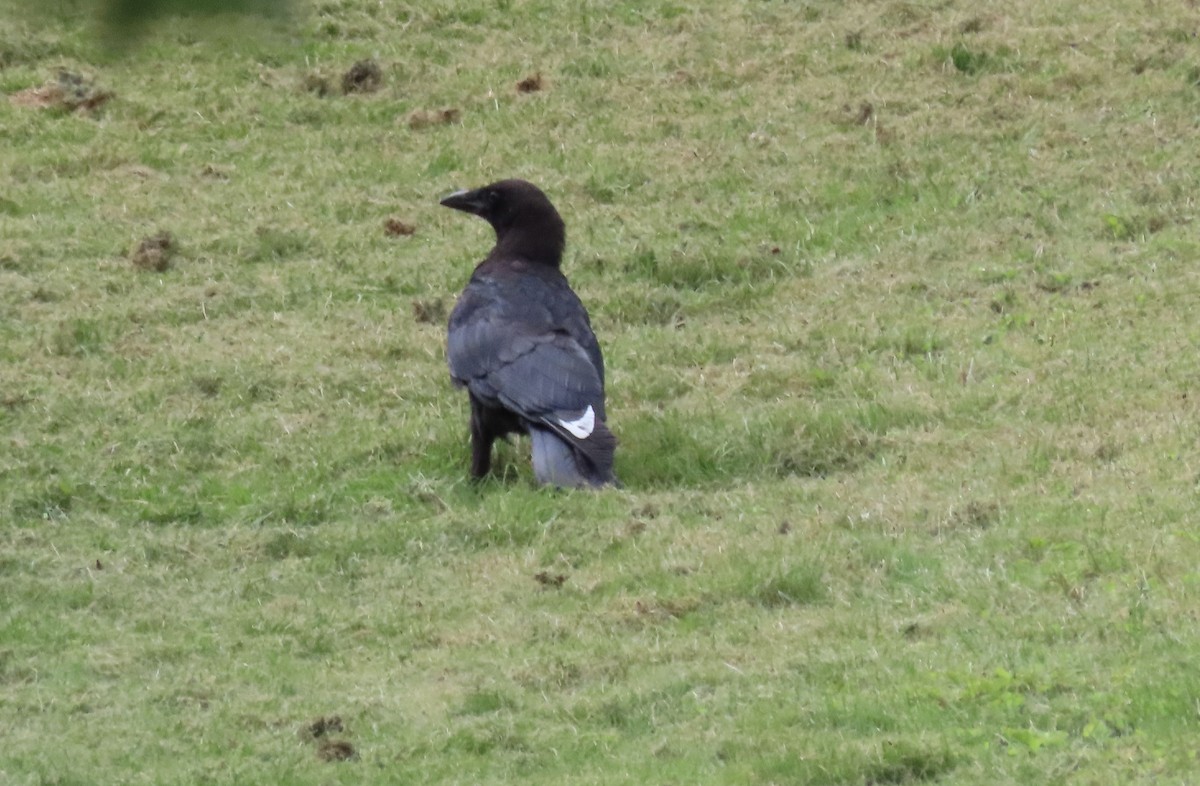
[439,187,486,215]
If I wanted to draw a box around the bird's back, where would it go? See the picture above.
[448,255,606,409]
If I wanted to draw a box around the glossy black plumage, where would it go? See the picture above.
[441,179,617,488]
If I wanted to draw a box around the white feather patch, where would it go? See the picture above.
[558,405,595,439]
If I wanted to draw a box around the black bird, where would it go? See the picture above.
[440,179,618,488]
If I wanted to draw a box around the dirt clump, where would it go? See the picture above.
[9,70,113,115]
[341,59,382,94]
[516,72,544,93]
[302,715,344,739]
[534,571,567,588]
[384,218,416,237]
[130,232,174,272]
[317,739,357,762]
[298,715,356,761]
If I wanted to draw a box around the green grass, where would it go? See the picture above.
[3,0,1200,783]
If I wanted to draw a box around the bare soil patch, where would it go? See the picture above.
[516,73,544,93]
[9,70,113,114]
[130,232,174,272]
[341,59,382,94]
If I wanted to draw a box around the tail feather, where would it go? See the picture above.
[529,425,618,488]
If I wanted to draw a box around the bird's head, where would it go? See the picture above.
[440,179,566,265]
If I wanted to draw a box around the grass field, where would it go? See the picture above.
[3,0,1200,783]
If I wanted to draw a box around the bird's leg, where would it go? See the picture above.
[468,398,495,479]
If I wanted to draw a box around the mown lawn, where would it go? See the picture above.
[2,1,1199,783]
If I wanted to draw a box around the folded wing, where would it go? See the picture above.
[449,299,616,480]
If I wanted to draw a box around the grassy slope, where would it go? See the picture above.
[2,0,1199,783]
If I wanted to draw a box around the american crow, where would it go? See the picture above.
[441,179,618,488]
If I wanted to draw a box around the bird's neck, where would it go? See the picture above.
[494,226,565,267]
